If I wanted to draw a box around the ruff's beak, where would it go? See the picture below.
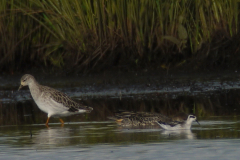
[18,85,23,91]
[196,120,200,125]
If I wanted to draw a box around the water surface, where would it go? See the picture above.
[1,71,240,159]
[0,110,240,160]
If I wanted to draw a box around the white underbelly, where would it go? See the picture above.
[34,97,69,117]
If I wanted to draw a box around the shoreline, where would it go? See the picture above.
[0,68,239,103]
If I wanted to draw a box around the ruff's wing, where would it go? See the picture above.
[42,86,92,112]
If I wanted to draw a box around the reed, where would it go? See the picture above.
[0,0,239,72]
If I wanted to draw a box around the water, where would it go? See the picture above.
[1,96,240,160]
[1,98,240,160]
[1,71,240,159]
[0,118,240,160]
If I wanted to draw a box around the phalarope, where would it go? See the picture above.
[18,74,93,126]
[157,114,200,130]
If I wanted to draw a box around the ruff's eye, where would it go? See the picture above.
[23,79,26,82]
[190,115,195,119]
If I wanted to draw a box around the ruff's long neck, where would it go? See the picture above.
[28,80,41,100]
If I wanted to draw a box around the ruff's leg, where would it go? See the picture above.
[59,118,64,124]
[45,117,50,126]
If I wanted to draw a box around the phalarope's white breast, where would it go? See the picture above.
[18,74,93,126]
[157,114,200,130]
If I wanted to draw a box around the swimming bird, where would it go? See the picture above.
[18,74,93,126]
[108,111,171,126]
[157,114,200,130]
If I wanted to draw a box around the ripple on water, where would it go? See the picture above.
[0,119,240,159]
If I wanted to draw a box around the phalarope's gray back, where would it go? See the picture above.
[18,74,93,126]
[157,114,200,130]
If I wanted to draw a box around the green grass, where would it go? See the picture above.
[0,0,239,72]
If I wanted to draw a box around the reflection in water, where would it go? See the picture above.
[0,78,240,159]
[0,119,239,148]
[0,122,201,149]
[1,88,240,159]
[160,129,196,140]
[0,119,240,160]
[33,127,72,148]
[1,88,240,126]
[30,123,118,149]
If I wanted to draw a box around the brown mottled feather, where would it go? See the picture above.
[39,86,92,112]
[109,111,171,126]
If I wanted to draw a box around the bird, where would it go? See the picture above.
[108,111,172,126]
[18,74,93,126]
[156,114,200,130]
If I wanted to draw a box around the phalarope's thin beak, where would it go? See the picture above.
[18,85,23,91]
[196,120,200,125]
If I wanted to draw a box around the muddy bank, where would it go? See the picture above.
[0,69,239,120]
[0,69,240,133]
[0,69,239,102]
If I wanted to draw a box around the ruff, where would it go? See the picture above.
[18,74,93,126]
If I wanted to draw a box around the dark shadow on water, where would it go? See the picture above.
[1,88,240,126]
[0,119,240,149]
[0,89,240,148]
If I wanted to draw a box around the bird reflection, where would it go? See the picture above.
[160,129,196,139]
[32,127,72,148]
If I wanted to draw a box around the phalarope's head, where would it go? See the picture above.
[18,74,36,91]
[187,115,200,125]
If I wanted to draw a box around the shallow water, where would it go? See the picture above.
[0,118,240,160]
[1,99,240,160]
[1,71,240,159]
[0,98,240,160]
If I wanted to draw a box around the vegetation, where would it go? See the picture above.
[0,0,239,73]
